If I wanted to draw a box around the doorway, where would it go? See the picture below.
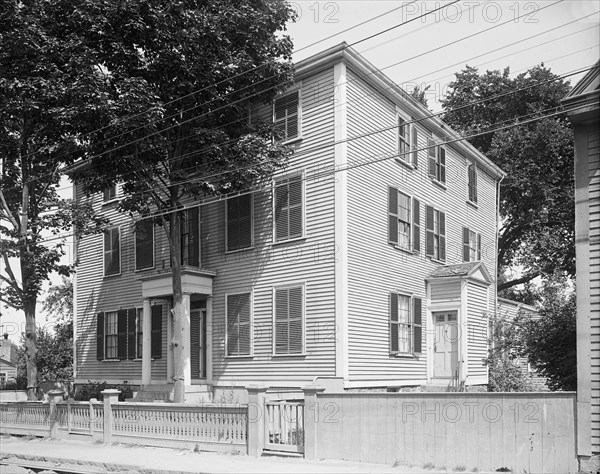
[433,311,458,379]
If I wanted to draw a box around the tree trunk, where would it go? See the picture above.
[170,209,186,403]
[24,300,38,400]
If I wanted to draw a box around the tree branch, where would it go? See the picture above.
[0,189,19,231]
[498,270,542,292]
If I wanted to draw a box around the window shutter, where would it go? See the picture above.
[127,309,136,360]
[96,312,105,361]
[117,309,128,360]
[412,198,420,252]
[288,176,303,238]
[413,298,422,354]
[288,287,303,354]
[227,294,251,356]
[411,125,418,166]
[274,182,288,241]
[388,187,398,244]
[477,233,482,260]
[439,211,446,261]
[428,138,436,177]
[227,195,252,251]
[151,305,162,359]
[275,288,288,354]
[463,227,470,262]
[390,293,398,353]
[469,165,478,203]
[425,205,434,256]
[439,147,446,183]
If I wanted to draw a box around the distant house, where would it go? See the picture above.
[0,334,18,384]
[563,61,600,469]
[72,44,505,402]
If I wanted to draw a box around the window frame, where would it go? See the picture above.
[388,187,421,253]
[104,311,119,360]
[389,292,423,356]
[397,114,418,167]
[463,227,482,262]
[427,137,447,185]
[467,163,478,204]
[134,219,155,271]
[225,292,253,358]
[103,226,121,277]
[180,208,200,266]
[273,171,305,243]
[103,184,117,202]
[425,205,446,262]
[225,193,254,252]
[272,283,305,356]
[273,86,302,144]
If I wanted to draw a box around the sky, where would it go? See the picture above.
[1,0,598,341]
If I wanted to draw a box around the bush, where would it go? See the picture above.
[74,381,135,401]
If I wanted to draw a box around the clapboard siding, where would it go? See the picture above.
[200,67,338,385]
[344,67,498,384]
[589,128,600,452]
[467,283,489,379]
[74,185,168,383]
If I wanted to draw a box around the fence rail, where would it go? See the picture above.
[55,401,104,435]
[264,401,304,453]
[0,401,51,436]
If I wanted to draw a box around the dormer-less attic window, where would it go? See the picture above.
[273,90,300,142]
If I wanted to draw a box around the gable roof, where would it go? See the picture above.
[562,61,600,123]
[427,261,492,285]
[0,357,16,368]
[295,43,505,181]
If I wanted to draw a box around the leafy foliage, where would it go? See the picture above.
[410,85,431,108]
[42,276,73,322]
[441,65,574,290]
[74,381,134,402]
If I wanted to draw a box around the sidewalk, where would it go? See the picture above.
[0,436,481,474]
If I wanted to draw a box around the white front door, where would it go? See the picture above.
[433,311,458,378]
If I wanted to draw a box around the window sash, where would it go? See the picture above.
[398,118,410,157]
[227,293,251,356]
[468,164,478,203]
[390,294,422,354]
[274,91,300,141]
[105,312,118,359]
[274,175,303,241]
[180,209,200,266]
[103,185,116,202]
[104,227,120,276]
[135,220,154,270]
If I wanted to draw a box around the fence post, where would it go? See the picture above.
[247,385,267,457]
[302,385,325,460]
[47,390,64,438]
[101,389,120,444]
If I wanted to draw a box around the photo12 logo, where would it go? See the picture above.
[400,1,540,24]
[289,2,340,24]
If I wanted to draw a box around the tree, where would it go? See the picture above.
[520,277,577,391]
[410,85,431,108]
[42,276,73,323]
[70,0,296,402]
[440,65,574,291]
[0,1,107,399]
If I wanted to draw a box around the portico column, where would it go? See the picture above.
[142,298,152,386]
[182,293,191,387]
[206,295,213,385]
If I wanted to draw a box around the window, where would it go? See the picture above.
[462,227,482,262]
[398,117,418,166]
[274,285,303,355]
[135,219,154,270]
[274,174,303,241]
[180,208,199,266]
[96,306,162,361]
[226,293,251,356]
[104,226,120,276]
[274,90,300,141]
[428,138,446,184]
[136,309,143,359]
[105,311,118,359]
[468,163,478,204]
[103,185,117,202]
[388,187,420,252]
[227,194,253,251]
[425,205,446,262]
[390,293,422,354]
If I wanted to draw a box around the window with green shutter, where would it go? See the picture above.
[274,174,303,241]
[226,293,251,356]
[226,194,253,251]
[274,286,303,355]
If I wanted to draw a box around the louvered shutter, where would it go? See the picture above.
[127,308,136,359]
[477,233,482,260]
[412,198,420,252]
[439,147,446,183]
[274,182,288,241]
[104,228,120,276]
[411,125,418,166]
[227,293,251,356]
[390,293,398,353]
[439,211,446,261]
[275,289,288,354]
[191,312,200,376]
[469,165,478,203]
[96,312,105,360]
[288,176,303,238]
[425,205,434,256]
[388,187,398,244]
[151,305,162,359]
[275,287,303,354]
[413,298,422,354]
[227,195,252,251]
[117,309,128,360]
[288,287,303,354]
[463,227,470,262]
[428,138,436,177]
[188,209,200,266]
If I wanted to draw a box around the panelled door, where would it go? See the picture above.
[433,311,458,378]
[190,309,207,379]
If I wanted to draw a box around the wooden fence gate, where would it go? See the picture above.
[264,400,304,454]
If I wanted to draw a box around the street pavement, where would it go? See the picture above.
[0,435,489,474]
